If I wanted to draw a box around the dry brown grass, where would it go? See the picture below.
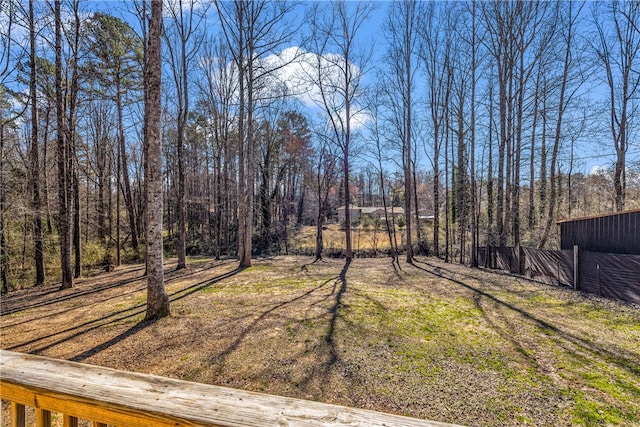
[291,224,407,253]
[2,256,639,426]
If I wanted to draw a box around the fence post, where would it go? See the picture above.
[491,246,496,269]
[573,245,579,290]
[518,245,524,275]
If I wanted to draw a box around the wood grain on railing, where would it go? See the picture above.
[0,350,461,427]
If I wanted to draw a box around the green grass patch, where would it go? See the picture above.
[3,256,639,427]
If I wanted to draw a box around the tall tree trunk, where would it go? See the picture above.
[243,58,255,267]
[529,69,541,231]
[512,45,526,248]
[55,0,73,290]
[116,78,139,256]
[456,89,466,264]
[412,155,420,244]
[315,207,324,260]
[1,119,8,293]
[469,0,478,267]
[215,142,222,260]
[343,93,353,260]
[116,133,121,265]
[164,0,200,270]
[380,169,396,261]
[68,0,81,279]
[444,106,450,263]
[539,81,548,222]
[496,69,505,248]
[539,6,573,248]
[503,70,513,248]
[73,169,80,278]
[486,73,495,249]
[145,0,170,321]
[29,0,45,286]
[176,112,187,269]
[404,143,413,262]
[399,0,415,263]
[42,106,53,234]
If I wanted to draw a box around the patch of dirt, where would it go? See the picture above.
[2,256,639,426]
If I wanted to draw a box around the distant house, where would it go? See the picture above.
[417,209,435,223]
[337,205,404,223]
[557,209,640,255]
[382,206,405,218]
[336,205,360,223]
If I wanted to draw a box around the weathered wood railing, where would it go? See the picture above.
[0,350,460,427]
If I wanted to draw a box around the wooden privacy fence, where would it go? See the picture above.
[0,350,460,427]
[478,246,640,304]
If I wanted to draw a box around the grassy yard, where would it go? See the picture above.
[1,256,639,426]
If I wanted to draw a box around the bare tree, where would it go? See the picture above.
[84,12,143,262]
[539,1,585,247]
[482,1,552,247]
[420,2,451,258]
[164,0,207,270]
[383,0,420,263]
[305,0,374,261]
[67,0,81,278]
[309,127,338,261]
[54,0,73,289]
[215,0,299,267]
[366,87,398,261]
[196,36,238,259]
[482,1,516,248]
[448,5,470,264]
[28,0,45,285]
[145,0,170,320]
[467,0,481,266]
[591,0,640,212]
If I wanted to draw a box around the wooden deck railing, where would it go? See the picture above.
[0,350,461,427]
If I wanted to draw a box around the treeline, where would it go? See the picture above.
[1,0,639,292]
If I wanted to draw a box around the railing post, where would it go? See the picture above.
[11,402,25,427]
[36,409,51,427]
[64,415,79,427]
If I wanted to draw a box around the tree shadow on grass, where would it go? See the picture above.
[0,260,232,318]
[7,265,243,358]
[408,260,640,377]
[68,266,247,362]
[0,268,146,316]
[276,259,352,395]
[69,319,155,362]
[390,256,405,279]
[325,258,351,366]
[3,285,146,329]
[207,263,348,373]
[186,259,352,396]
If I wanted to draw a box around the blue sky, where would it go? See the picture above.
[6,0,638,178]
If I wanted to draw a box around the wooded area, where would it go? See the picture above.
[1,0,639,298]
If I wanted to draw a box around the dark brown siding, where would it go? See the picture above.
[479,246,640,305]
[559,210,640,255]
[579,251,640,303]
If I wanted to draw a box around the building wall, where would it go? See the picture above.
[559,210,640,255]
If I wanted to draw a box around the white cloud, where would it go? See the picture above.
[259,46,370,129]
[163,0,209,17]
[589,165,607,175]
[195,45,371,130]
